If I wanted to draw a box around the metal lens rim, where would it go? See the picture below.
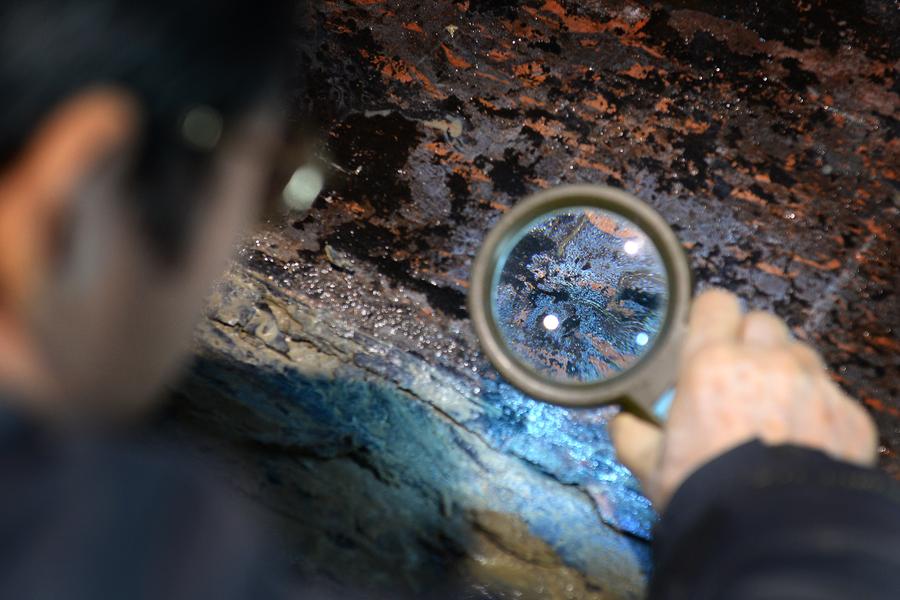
[469,185,691,408]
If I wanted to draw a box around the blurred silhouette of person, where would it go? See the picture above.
[0,1,304,599]
[0,2,898,600]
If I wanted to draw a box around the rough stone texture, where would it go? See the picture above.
[170,1,899,598]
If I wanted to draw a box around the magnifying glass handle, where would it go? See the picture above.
[652,388,676,422]
[629,316,688,426]
[627,381,676,427]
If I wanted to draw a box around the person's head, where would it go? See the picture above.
[0,0,294,422]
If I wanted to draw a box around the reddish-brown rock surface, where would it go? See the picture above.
[172,2,899,598]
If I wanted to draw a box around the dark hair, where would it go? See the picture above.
[0,0,295,262]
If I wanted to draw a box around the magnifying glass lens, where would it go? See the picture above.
[492,208,669,384]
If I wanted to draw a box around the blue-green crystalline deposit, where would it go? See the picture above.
[494,208,669,383]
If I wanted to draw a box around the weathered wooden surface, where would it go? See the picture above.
[171,1,899,598]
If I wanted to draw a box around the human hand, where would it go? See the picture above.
[610,289,879,511]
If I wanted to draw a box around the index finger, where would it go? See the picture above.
[682,288,743,361]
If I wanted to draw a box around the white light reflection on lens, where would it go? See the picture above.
[635,332,650,346]
[623,239,642,255]
[543,314,560,331]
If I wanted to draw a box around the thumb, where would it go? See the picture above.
[609,412,664,491]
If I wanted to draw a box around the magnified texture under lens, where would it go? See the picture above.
[492,207,668,384]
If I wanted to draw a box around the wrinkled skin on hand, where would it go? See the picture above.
[610,289,879,510]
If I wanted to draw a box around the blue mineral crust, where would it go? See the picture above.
[493,208,668,383]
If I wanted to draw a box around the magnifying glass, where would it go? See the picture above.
[469,185,692,424]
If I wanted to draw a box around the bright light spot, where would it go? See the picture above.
[543,314,560,331]
[635,332,650,346]
[623,239,642,255]
[283,165,324,211]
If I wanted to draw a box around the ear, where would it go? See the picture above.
[0,87,138,313]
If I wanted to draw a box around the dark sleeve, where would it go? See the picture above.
[0,424,297,600]
[649,441,900,600]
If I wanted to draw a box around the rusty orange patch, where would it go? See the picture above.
[792,255,842,271]
[452,165,489,183]
[539,0,605,34]
[330,23,354,34]
[541,0,566,18]
[474,70,509,84]
[621,64,654,79]
[732,188,767,206]
[519,95,544,107]
[655,98,673,113]
[373,55,446,99]
[574,157,618,177]
[425,141,450,157]
[377,56,414,83]
[681,118,710,134]
[756,261,786,277]
[536,1,661,57]
[871,336,900,352]
[475,97,499,110]
[344,201,368,215]
[864,217,888,238]
[486,48,513,62]
[864,397,900,418]
[584,94,616,114]
[724,245,751,261]
[524,118,563,138]
[441,43,472,69]
[513,61,548,86]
